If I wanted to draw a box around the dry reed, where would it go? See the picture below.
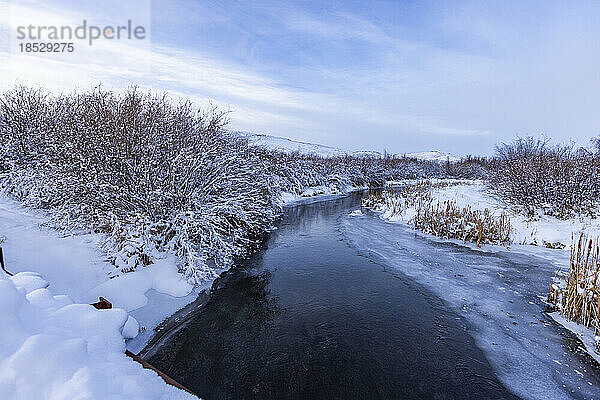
[363,181,511,247]
[548,234,600,342]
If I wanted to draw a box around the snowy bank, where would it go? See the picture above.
[0,197,201,352]
[0,271,195,400]
[0,196,208,397]
[375,180,600,250]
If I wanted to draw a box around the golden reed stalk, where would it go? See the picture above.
[548,234,600,342]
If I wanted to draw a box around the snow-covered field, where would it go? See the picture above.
[0,197,202,399]
[367,180,600,366]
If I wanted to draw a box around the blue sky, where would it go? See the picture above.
[2,0,600,155]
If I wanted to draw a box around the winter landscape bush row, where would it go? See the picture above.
[0,86,482,283]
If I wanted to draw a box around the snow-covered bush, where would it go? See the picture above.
[491,137,600,219]
[447,155,490,179]
[0,86,279,283]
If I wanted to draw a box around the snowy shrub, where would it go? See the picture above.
[548,234,600,345]
[491,137,600,219]
[0,86,279,283]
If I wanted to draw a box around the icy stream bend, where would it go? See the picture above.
[342,209,600,400]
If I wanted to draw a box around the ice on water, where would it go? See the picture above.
[342,214,600,400]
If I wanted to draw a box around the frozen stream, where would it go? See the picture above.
[147,191,599,400]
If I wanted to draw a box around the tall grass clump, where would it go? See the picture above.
[0,86,279,283]
[548,234,600,343]
[412,200,511,246]
[363,181,511,247]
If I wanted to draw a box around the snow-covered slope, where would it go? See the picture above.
[402,150,459,163]
[234,131,347,157]
[234,131,459,162]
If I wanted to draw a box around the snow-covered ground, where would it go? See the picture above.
[0,272,195,400]
[366,180,600,371]
[0,197,203,399]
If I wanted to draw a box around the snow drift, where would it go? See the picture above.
[0,271,194,400]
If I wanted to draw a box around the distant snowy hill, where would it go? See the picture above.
[234,131,347,157]
[233,131,459,162]
[401,151,460,163]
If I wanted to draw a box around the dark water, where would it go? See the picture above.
[147,192,519,400]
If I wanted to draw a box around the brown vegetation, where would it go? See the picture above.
[548,234,600,341]
[363,181,511,247]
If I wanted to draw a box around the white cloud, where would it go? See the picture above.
[2,0,600,155]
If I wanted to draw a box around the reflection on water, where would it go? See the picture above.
[148,193,518,400]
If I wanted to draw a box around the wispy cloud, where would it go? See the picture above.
[282,11,393,45]
[2,0,600,155]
